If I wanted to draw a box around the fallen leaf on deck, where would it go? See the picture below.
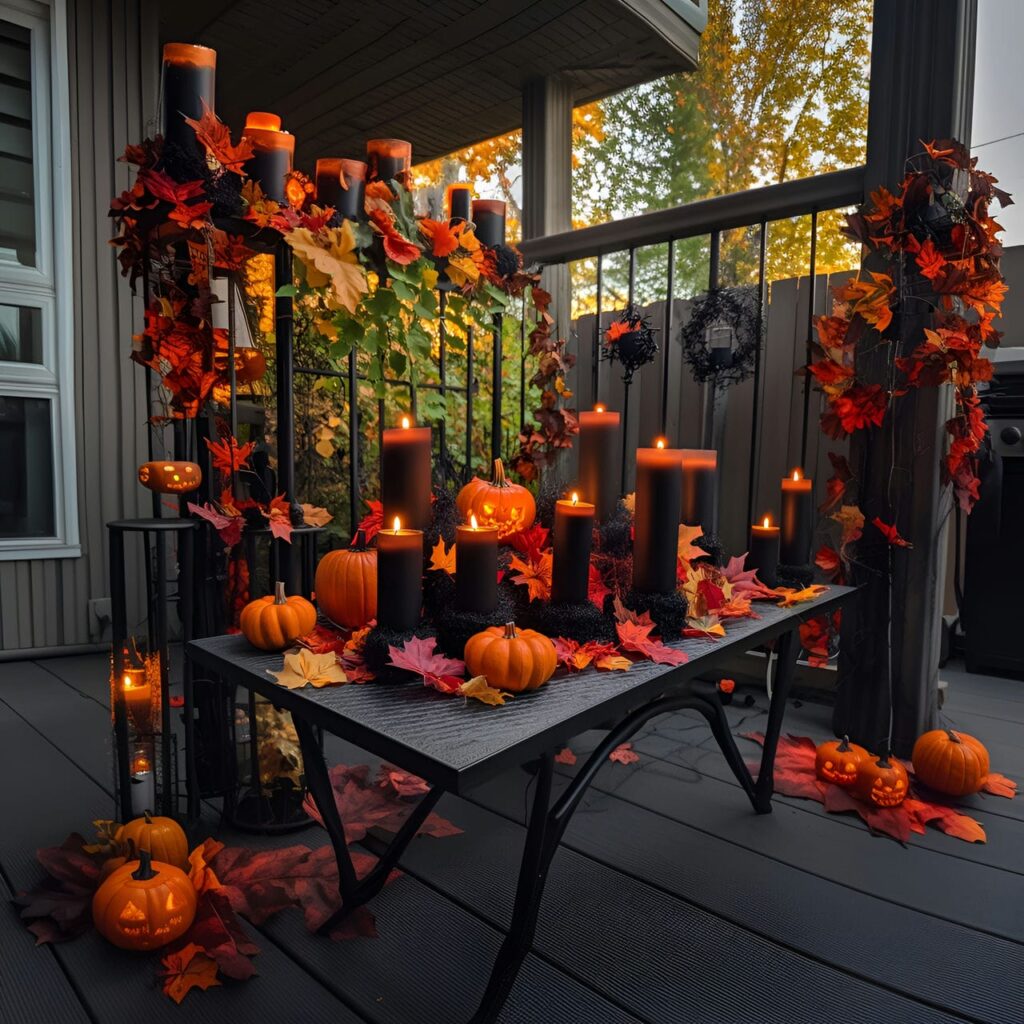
[776,585,829,608]
[269,649,347,689]
[616,618,688,666]
[555,748,577,766]
[188,838,224,894]
[377,765,431,798]
[460,675,511,706]
[609,743,640,765]
[982,772,1018,798]
[161,943,221,1003]
[387,636,465,693]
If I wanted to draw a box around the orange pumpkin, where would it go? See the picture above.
[912,728,990,796]
[115,811,190,871]
[456,459,536,538]
[855,753,909,808]
[240,581,317,651]
[137,461,202,494]
[815,735,869,787]
[315,531,377,629]
[464,622,557,693]
[92,850,197,951]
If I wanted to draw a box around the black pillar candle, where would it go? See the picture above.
[471,199,506,247]
[366,138,412,188]
[447,184,472,223]
[315,158,345,208]
[748,515,780,587]
[577,405,621,521]
[455,516,499,612]
[780,469,814,565]
[680,449,717,532]
[241,112,294,204]
[632,441,683,594]
[381,417,432,532]
[315,158,367,221]
[377,521,423,630]
[552,493,595,604]
[161,43,216,162]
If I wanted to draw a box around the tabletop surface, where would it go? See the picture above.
[188,586,853,793]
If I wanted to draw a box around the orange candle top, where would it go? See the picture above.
[382,416,431,444]
[339,159,367,182]
[579,405,620,427]
[122,667,148,692]
[367,138,412,160]
[457,514,498,539]
[751,514,780,536]
[680,448,717,470]
[638,438,681,466]
[163,42,216,68]
[245,111,281,131]
[378,516,422,541]
[243,116,294,153]
[556,492,595,517]
[472,199,506,217]
[781,467,813,492]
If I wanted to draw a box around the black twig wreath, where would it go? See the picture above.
[602,305,659,384]
[681,285,762,387]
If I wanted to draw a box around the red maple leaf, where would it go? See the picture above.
[506,522,550,563]
[820,452,853,513]
[915,237,946,281]
[183,888,259,981]
[188,501,243,548]
[377,764,431,798]
[264,493,294,543]
[832,383,888,434]
[587,563,611,611]
[183,107,254,174]
[554,747,577,766]
[296,624,348,655]
[616,619,688,666]
[608,742,640,765]
[814,545,842,581]
[160,943,221,1003]
[368,209,422,265]
[872,516,912,547]
[357,499,384,543]
[205,436,255,475]
[386,636,465,693]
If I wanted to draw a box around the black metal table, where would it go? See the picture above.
[188,585,853,1022]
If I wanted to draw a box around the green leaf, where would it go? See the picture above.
[388,350,408,377]
[407,322,433,361]
[275,283,297,297]
[391,278,417,302]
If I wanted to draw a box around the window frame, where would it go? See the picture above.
[0,0,79,560]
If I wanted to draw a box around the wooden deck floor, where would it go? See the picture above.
[1,653,1021,1023]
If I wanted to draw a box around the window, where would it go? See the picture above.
[0,0,77,558]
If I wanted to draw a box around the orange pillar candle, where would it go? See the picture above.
[456,514,499,612]
[633,439,683,594]
[377,517,423,630]
[130,745,156,816]
[122,666,151,734]
[471,199,506,247]
[161,43,216,160]
[381,416,432,532]
[780,468,814,565]
[748,514,780,587]
[447,183,472,223]
[552,492,595,605]
[577,405,621,521]
[366,138,412,188]
[680,448,717,532]
[315,158,367,221]
[242,112,294,204]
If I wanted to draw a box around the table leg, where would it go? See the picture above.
[754,628,800,813]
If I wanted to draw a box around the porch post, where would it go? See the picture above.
[834,0,977,755]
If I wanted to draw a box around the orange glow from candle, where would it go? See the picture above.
[392,516,401,532]
[401,415,411,429]
[763,515,771,528]
[470,514,479,529]
[132,753,152,774]
[163,42,216,68]
[571,492,579,505]
[245,111,281,132]
[792,468,802,481]
[655,438,666,449]
[594,404,605,413]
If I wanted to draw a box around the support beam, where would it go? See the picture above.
[834,0,977,756]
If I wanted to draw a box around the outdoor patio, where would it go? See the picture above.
[2,652,1020,1024]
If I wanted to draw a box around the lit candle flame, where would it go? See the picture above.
[401,415,411,429]
[594,403,605,413]
[392,516,401,532]
[571,492,579,506]
[792,468,801,481]
[762,515,771,529]
[470,514,478,529]
[123,674,134,690]
[132,755,151,774]
[655,438,666,449]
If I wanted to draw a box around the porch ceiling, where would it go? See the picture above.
[158,0,702,166]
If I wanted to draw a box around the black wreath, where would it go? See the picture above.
[681,286,762,387]
[602,305,659,384]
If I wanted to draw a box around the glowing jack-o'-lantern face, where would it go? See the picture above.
[814,735,869,787]
[137,460,202,494]
[92,851,197,951]
[855,754,909,808]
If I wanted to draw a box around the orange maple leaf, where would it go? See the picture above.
[508,552,552,602]
[777,584,829,608]
[835,272,895,332]
[429,539,456,575]
[160,943,220,1003]
[419,218,461,258]
[187,838,224,894]
[678,523,705,563]
[915,238,946,281]
[183,107,254,174]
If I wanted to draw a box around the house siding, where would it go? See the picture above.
[0,0,155,654]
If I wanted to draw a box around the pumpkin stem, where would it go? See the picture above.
[143,810,153,824]
[503,621,518,639]
[837,735,851,752]
[492,459,507,487]
[132,848,157,882]
[352,528,368,550]
[273,580,287,604]
[945,729,962,743]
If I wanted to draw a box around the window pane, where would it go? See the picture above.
[0,19,36,269]
[0,395,54,537]
[0,302,42,362]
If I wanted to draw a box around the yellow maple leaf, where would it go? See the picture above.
[678,523,705,563]
[777,584,829,608]
[686,616,727,638]
[301,503,333,527]
[429,538,456,575]
[460,675,511,706]
[508,552,553,602]
[286,222,367,313]
[570,649,594,671]
[595,653,632,671]
[622,492,636,516]
[269,649,348,689]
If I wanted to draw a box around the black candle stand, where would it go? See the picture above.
[776,561,815,588]
[240,523,322,601]
[108,517,199,824]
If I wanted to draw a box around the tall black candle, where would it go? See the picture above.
[377,519,423,630]
[447,183,472,223]
[780,468,814,565]
[381,416,432,532]
[552,493,595,604]
[315,158,367,221]
[748,515,780,587]
[471,199,506,247]
[366,138,412,188]
[680,449,717,532]
[455,516,498,612]
[577,405,621,521]
[633,440,683,594]
[161,43,216,163]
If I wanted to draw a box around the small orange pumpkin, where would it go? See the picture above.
[912,728,990,796]
[456,459,536,538]
[855,753,909,808]
[240,581,317,651]
[137,461,202,494]
[115,811,190,871]
[464,622,557,693]
[815,735,869,787]
[315,530,377,629]
[92,850,197,951]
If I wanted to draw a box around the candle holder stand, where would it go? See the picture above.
[426,572,519,658]
[524,600,615,646]
[776,561,815,588]
[108,518,199,824]
[621,587,689,639]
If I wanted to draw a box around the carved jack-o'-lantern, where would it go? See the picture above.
[456,459,536,538]
[855,753,909,808]
[92,850,197,951]
[138,461,202,494]
[815,735,869,787]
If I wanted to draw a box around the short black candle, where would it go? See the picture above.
[366,138,412,188]
[551,494,595,605]
[455,518,498,612]
[471,199,506,247]
[633,443,682,594]
[447,184,472,223]
[748,517,780,587]
[161,43,216,162]
[377,523,423,630]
